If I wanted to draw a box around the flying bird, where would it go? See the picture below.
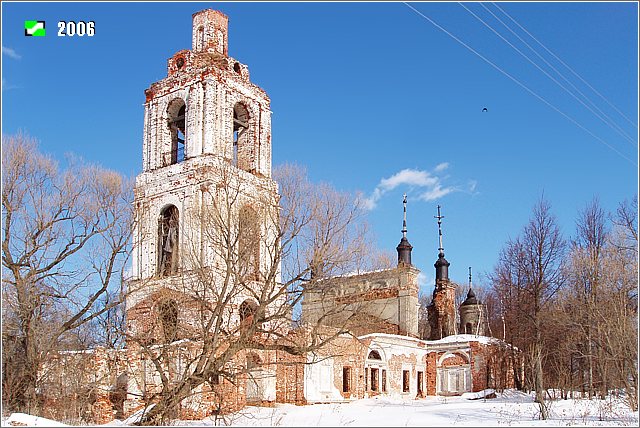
[482,107,488,112]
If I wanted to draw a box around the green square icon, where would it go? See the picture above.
[25,20,46,37]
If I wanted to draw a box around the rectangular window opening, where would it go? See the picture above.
[403,370,410,393]
[371,368,379,392]
[365,368,368,391]
[342,367,351,393]
[417,371,424,395]
[381,369,387,393]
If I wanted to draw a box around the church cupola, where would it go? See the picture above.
[433,205,450,280]
[461,287,479,306]
[396,194,413,266]
[459,267,488,336]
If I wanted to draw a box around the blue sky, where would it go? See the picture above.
[2,1,638,294]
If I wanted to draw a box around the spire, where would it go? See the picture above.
[435,205,445,256]
[396,193,412,266]
[462,267,480,306]
[402,193,408,239]
[433,205,450,281]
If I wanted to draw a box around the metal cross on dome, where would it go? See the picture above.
[435,205,445,255]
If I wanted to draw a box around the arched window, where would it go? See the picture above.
[246,353,261,370]
[238,206,259,278]
[232,103,250,170]
[196,26,204,50]
[239,299,258,323]
[465,322,473,334]
[166,99,186,165]
[159,299,178,343]
[158,205,179,276]
[368,350,382,360]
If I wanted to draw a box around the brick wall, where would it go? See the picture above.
[427,280,458,339]
[470,341,522,392]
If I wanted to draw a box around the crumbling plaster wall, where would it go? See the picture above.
[301,266,420,338]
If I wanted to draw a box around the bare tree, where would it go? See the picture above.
[1,134,133,415]
[488,194,638,414]
[417,292,431,340]
[599,197,638,410]
[564,198,609,398]
[555,196,637,410]
[125,163,378,425]
[488,237,528,390]
[489,197,566,418]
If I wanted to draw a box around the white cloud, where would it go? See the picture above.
[2,46,21,60]
[418,184,453,201]
[379,169,437,191]
[434,162,449,172]
[1,77,18,92]
[418,272,435,294]
[363,164,465,210]
[417,272,429,288]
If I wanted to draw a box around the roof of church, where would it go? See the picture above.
[434,253,450,267]
[461,287,480,306]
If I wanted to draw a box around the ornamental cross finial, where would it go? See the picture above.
[435,205,445,255]
[402,193,408,238]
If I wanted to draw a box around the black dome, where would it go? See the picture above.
[396,236,413,266]
[434,253,450,267]
[461,287,480,306]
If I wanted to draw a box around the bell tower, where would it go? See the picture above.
[427,205,458,340]
[127,8,278,337]
[139,9,272,177]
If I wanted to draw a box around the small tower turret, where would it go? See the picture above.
[459,267,488,336]
[396,194,413,266]
[192,9,229,55]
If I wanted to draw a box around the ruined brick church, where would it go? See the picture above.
[40,9,521,424]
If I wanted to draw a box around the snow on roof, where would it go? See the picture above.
[427,334,502,346]
[148,338,191,350]
[58,348,96,355]
[358,332,506,348]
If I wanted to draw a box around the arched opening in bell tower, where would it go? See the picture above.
[167,99,186,165]
[238,205,260,279]
[232,103,250,171]
[158,205,180,277]
[158,299,178,343]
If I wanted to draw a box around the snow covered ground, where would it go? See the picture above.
[3,390,638,427]
[3,413,68,427]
